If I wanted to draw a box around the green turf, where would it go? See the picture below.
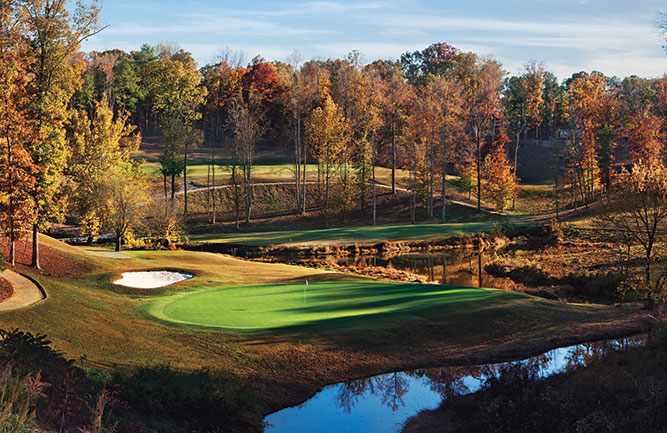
[148,280,524,329]
[188,221,531,247]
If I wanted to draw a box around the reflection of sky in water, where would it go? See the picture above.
[264,337,643,433]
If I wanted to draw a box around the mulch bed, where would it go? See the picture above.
[1,236,93,277]
[0,277,13,302]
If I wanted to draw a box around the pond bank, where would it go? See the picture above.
[265,334,646,432]
[256,310,655,428]
[183,233,508,259]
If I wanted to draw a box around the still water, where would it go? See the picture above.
[263,337,643,433]
[336,249,507,288]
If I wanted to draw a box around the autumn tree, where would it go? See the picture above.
[105,162,148,251]
[306,95,348,228]
[228,89,265,223]
[0,4,39,265]
[20,0,102,268]
[454,52,504,211]
[282,54,316,215]
[504,75,528,180]
[367,60,413,195]
[349,69,382,222]
[597,164,667,306]
[294,60,331,213]
[325,53,362,211]
[145,50,206,214]
[483,128,518,210]
[401,42,458,84]
[566,73,620,200]
[67,97,141,243]
[426,76,464,222]
[522,61,546,140]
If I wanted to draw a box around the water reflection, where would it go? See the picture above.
[337,250,503,288]
[263,336,644,433]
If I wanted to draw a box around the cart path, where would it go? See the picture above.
[0,269,45,311]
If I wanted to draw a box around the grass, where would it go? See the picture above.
[148,281,523,329]
[513,181,556,215]
[187,220,528,247]
[0,234,648,422]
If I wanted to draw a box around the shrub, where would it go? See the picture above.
[112,365,261,432]
[490,221,517,238]
[648,321,667,350]
[0,251,5,271]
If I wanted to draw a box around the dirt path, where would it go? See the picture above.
[0,270,44,311]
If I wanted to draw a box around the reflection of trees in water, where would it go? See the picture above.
[479,353,552,383]
[341,251,510,288]
[564,336,644,370]
[336,366,483,413]
[336,377,376,413]
[336,373,409,413]
[375,373,410,411]
[412,366,483,400]
[330,337,647,416]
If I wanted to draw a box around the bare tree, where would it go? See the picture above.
[228,89,265,223]
[596,164,667,306]
[215,46,247,69]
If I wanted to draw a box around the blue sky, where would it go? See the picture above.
[82,0,667,80]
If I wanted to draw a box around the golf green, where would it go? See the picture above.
[148,280,524,329]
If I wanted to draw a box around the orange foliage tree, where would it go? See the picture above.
[0,9,39,265]
[566,73,620,201]
[627,108,664,168]
[483,128,518,210]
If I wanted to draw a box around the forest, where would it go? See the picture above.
[1,1,667,433]
[1,0,665,257]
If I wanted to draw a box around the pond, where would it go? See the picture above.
[263,336,644,433]
[283,249,511,289]
[336,250,504,288]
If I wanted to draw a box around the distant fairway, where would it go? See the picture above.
[148,280,525,329]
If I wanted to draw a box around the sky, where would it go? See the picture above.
[81,0,667,80]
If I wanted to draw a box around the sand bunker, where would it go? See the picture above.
[114,271,194,289]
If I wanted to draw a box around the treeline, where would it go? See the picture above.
[68,41,667,226]
[1,0,666,261]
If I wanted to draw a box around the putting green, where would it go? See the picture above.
[147,280,524,329]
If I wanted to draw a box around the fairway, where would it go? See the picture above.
[188,221,530,247]
[148,280,524,329]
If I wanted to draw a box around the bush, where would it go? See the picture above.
[112,365,261,432]
[0,251,5,271]
[648,321,667,350]
[490,221,517,238]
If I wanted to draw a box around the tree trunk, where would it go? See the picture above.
[302,140,307,213]
[294,111,301,213]
[184,142,189,217]
[9,241,15,267]
[207,155,211,222]
[428,137,434,218]
[162,174,167,204]
[512,126,522,210]
[411,169,416,224]
[170,174,175,204]
[245,163,252,223]
[211,144,216,224]
[115,234,121,252]
[391,115,397,195]
[476,131,482,212]
[441,141,447,224]
[324,168,329,229]
[31,226,40,270]
[372,140,377,226]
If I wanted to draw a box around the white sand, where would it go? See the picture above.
[114,271,194,289]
